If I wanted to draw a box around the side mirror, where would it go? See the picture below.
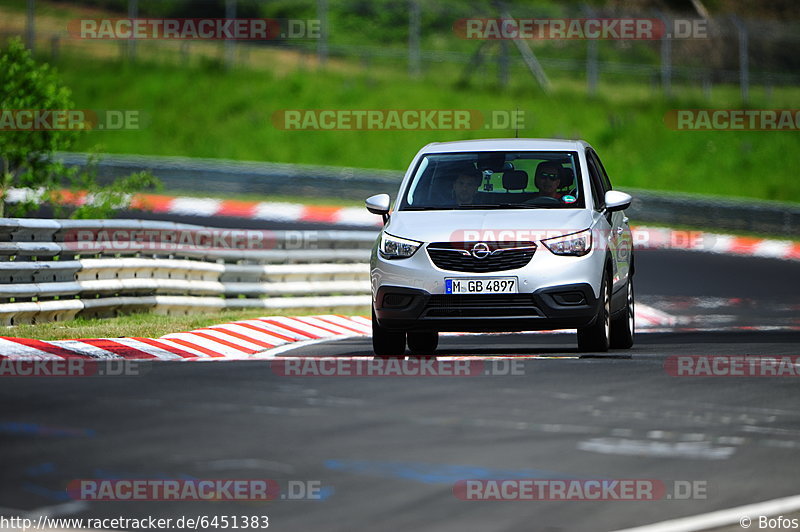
[604,190,632,212]
[365,193,391,222]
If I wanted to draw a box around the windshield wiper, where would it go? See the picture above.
[402,204,551,210]
[456,204,545,209]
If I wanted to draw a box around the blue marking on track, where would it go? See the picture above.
[25,462,57,476]
[324,459,575,484]
[0,422,95,438]
[22,482,71,502]
[316,485,335,500]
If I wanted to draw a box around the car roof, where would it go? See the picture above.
[418,138,591,154]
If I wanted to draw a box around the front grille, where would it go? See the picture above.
[427,241,536,272]
[424,294,540,318]
[427,294,534,307]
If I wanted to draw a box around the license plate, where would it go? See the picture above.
[445,277,518,294]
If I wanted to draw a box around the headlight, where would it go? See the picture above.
[542,229,592,256]
[379,232,422,259]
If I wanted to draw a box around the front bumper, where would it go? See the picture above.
[374,283,600,332]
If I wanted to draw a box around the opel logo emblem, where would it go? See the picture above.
[471,242,491,259]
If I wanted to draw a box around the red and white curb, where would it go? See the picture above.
[131,194,383,227]
[5,188,383,228]
[0,315,372,361]
[0,307,797,361]
[0,306,681,361]
[632,226,800,261]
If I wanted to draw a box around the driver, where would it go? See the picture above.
[451,169,483,205]
[534,162,563,200]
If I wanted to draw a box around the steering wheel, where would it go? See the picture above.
[524,196,561,205]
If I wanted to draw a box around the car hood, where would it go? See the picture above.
[385,209,594,243]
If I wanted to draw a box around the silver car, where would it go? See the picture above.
[366,139,635,356]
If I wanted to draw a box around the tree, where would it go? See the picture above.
[0,37,159,218]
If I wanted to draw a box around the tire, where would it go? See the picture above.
[610,276,635,349]
[577,272,611,353]
[371,308,406,357]
[407,331,438,355]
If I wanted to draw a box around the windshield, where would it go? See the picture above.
[399,151,584,210]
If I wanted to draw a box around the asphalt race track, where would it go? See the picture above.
[1,236,798,531]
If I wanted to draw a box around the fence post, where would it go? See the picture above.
[660,15,672,97]
[317,0,328,68]
[181,41,191,65]
[225,0,236,69]
[587,39,598,95]
[496,3,509,89]
[50,35,59,61]
[25,0,35,51]
[127,0,138,61]
[585,5,598,95]
[733,16,749,104]
[408,0,421,78]
[499,39,509,88]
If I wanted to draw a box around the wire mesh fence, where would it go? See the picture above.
[3,0,799,98]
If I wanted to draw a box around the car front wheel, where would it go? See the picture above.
[610,276,635,349]
[407,331,438,355]
[372,308,406,357]
[577,273,610,353]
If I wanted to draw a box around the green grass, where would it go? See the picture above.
[47,52,800,204]
[5,308,370,341]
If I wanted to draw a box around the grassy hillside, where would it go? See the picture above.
[51,54,800,203]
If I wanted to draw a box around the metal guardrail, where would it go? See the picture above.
[623,188,800,237]
[58,152,800,236]
[57,152,401,200]
[0,218,374,326]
